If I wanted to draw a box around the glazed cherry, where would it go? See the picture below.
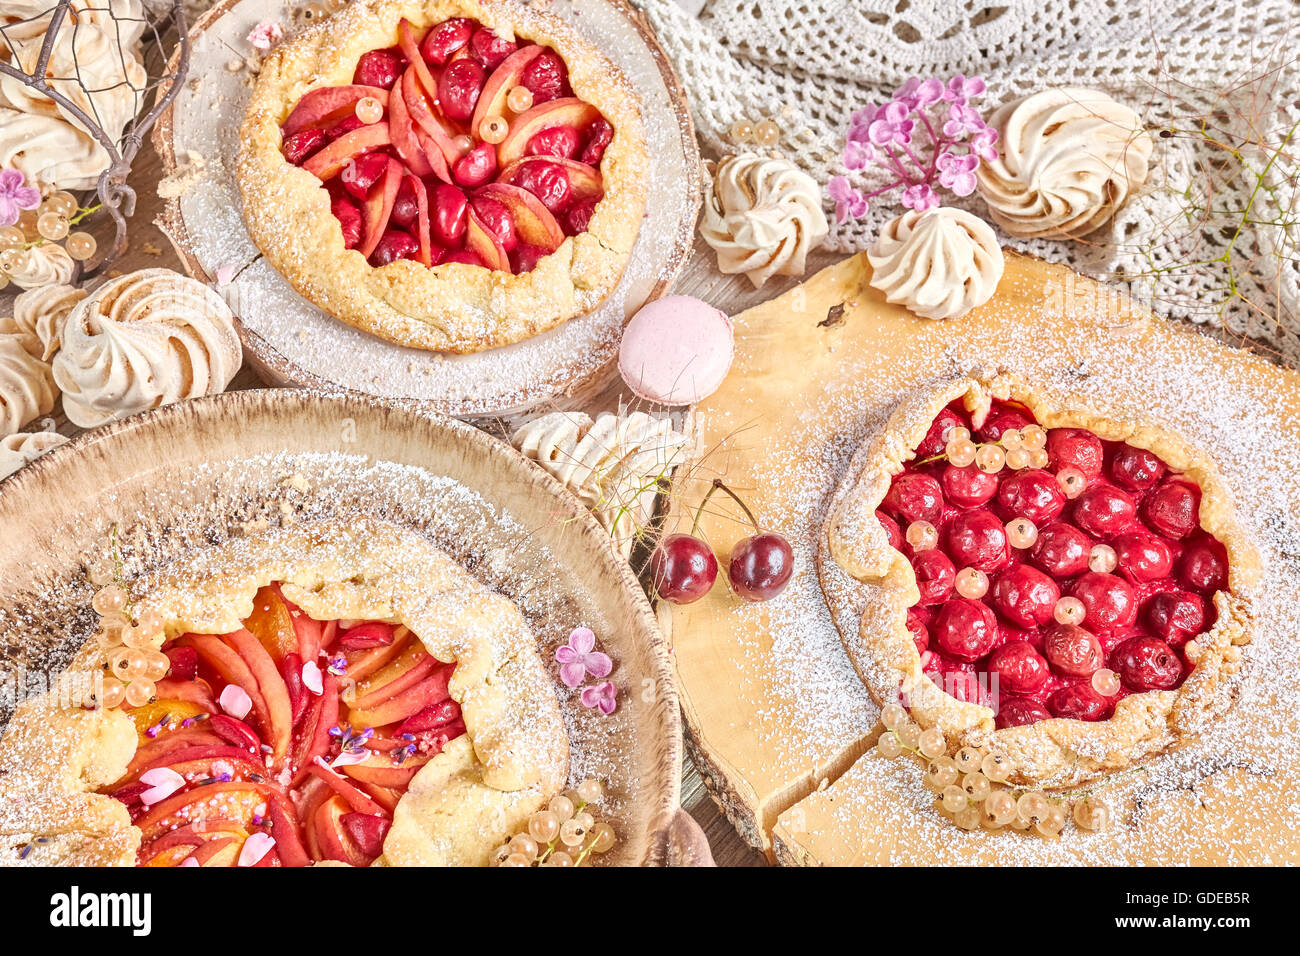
[905,608,929,654]
[451,141,498,188]
[419,17,473,63]
[1070,571,1137,631]
[1112,530,1174,583]
[341,151,389,201]
[513,159,573,214]
[876,510,903,551]
[330,195,363,249]
[1028,521,1091,577]
[470,197,518,253]
[511,243,547,274]
[883,472,944,526]
[941,464,999,509]
[1047,427,1105,478]
[1109,445,1165,490]
[469,27,517,69]
[1047,682,1112,721]
[430,184,469,246]
[580,118,614,165]
[729,532,794,602]
[443,248,483,267]
[944,510,1009,572]
[528,126,582,159]
[933,598,999,661]
[915,407,965,458]
[1072,482,1137,538]
[975,405,1033,442]
[370,229,419,266]
[1145,590,1208,647]
[996,696,1052,729]
[438,59,486,122]
[1143,479,1200,539]
[1042,622,1104,678]
[997,468,1065,523]
[282,127,327,165]
[650,533,718,604]
[520,49,569,102]
[988,640,1050,696]
[1178,536,1228,593]
[1111,636,1183,691]
[562,198,599,236]
[911,549,956,606]
[353,48,404,89]
[991,564,1060,628]
[929,656,988,706]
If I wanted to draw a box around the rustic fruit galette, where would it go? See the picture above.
[823,372,1258,785]
[238,0,647,353]
[0,519,569,865]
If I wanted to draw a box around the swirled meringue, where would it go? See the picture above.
[0,107,108,192]
[976,87,1153,239]
[867,208,1005,320]
[0,430,67,480]
[7,242,76,290]
[3,283,87,361]
[0,332,56,436]
[53,268,243,427]
[701,153,828,288]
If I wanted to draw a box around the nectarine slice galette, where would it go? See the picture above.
[0,519,571,866]
[823,372,1259,787]
[238,0,648,353]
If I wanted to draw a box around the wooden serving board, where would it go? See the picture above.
[660,250,1300,865]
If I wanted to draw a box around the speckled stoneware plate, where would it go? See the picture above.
[0,390,710,866]
[153,0,701,419]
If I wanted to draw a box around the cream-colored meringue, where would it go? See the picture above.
[976,87,1153,239]
[0,0,146,46]
[3,283,87,361]
[53,268,243,428]
[0,332,56,437]
[513,410,689,558]
[0,107,108,193]
[0,430,67,480]
[867,208,1005,320]
[7,242,76,290]
[701,153,828,288]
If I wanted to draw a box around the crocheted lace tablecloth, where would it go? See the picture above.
[640,0,1300,363]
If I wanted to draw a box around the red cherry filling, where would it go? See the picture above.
[279,16,610,276]
[883,399,1230,728]
[100,585,464,867]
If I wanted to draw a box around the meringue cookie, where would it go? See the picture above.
[53,268,243,428]
[701,153,829,288]
[976,87,1153,239]
[0,108,108,193]
[4,283,87,361]
[618,295,734,405]
[7,243,76,290]
[867,208,1005,320]
[0,430,67,480]
[0,332,56,437]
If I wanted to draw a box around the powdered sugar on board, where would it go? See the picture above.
[163,0,697,414]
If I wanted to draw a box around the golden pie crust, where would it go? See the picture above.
[821,370,1260,787]
[0,517,568,866]
[237,0,649,353]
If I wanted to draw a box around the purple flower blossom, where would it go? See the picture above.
[580,681,618,716]
[555,627,612,689]
[901,183,939,212]
[0,169,40,227]
[328,723,373,755]
[867,101,914,147]
[842,140,874,171]
[896,77,945,109]
[945,74,987,103]
[936,151,980,196]
[942,102,986,139]
[827,176,868,223]
[971,127,1000,162]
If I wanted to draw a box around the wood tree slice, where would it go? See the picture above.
[662,250,1300,865]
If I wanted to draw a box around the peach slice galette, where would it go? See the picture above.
[823,372,1258,787]
[238,0,648,353]
[0,520,572,866]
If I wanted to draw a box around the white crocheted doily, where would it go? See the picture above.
[639,0,1299,362]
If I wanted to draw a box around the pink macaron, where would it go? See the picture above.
[618,295,735,406]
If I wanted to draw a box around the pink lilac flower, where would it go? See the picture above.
[842,140,874,171]
[849,104,877,128]
[246,20,283,51]
[827,176,868,223]
[901,183,939,212]
[580,681,617,716]
[936,151,980,196]
[942,102,986,139]
[867,101,914,147]
[971,127,1000,162]
[555,627,612,689]
[945,74,987,103]
[896,76,945,109]
[0,169,39,227]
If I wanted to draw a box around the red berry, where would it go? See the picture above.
[438,59,485,122]
[451,140,497,187]
[1143,479,1200,539]
[1178,536,1228,593]
[975,405,1033,443]
[915,407,966,459]
[510,243,548,274]
[562,197,598,236]
[326,115,364,140]
[330,195,363,249]
[1145,590,1208,647]
[988,640,1050,696]
[729,532,794,602]
[905,608,928,654]
[1042,622,1104,678]
[468,27,517,69]
[876,510,903,551]
[282,127,327,165]
[340,151,389,201]
[991,564,1060,628]
[927,655,989,705]
[469,196,518,253]
[1047,427,1104,478]
[442,248,483,267]
[1111,635,1183,691]
[1070,571,1137,632]
[997,468,1066,523]
[420,18,473,64]
[883,472,944,526]
[1029,521,1091,577]
[933,597,998,661]
[353,48,404,88]
[527,126,582,159]
[391,178,419,229]
[650,533,718,604]
[579,117,614,165]
[944,509,1009,572]
[911,549,955,606]
[1072,482,1137,538]
[429,183,469,246]
[369,228,419,266]
[996,696,1051,728]
[1109,444,1165,491]
[1047,682,1112,720]
[520,49,569,103]
[164,645,199,681]
[512,159,572,213]
[940,463,998,509]
[1112,530,1174,583]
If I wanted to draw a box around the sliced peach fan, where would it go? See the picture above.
[279,16,612,272]
[98,585,464,867]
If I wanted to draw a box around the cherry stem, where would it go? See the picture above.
[690,479,761,537]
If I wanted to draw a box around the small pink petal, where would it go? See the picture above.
[219,684,252,720]
[330,750,368,768]
[581,681,618,716]
[215,263,237,286]
[569,627,596,654]
[585,651,613,679]
[301,660,323,695]
[559,661,587,689]
[139,767,185,805]
[555,645,581,664]
[179,856,200,867]
[237,831,276,867]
